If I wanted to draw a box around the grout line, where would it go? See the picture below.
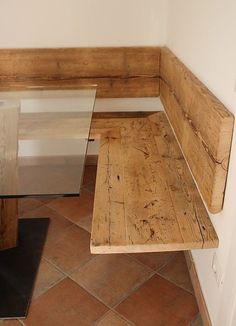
[66,258,155,312]
[42,254,97,277]
[94,309,135,326]
[155,252,179,272]
[43,202,93,231]
[125,253,156,272]
[127,252,195,296]
[109,309,136,326]
[18,318,25,325]
[68,277,111,309]
[111,271,156,310]
[155,271,195,296]
[43,222,90,251]
[42,256,110,310]
[93,309,114,325]
[34,256,110,309]
[32,270,67,301]
[68,215,93,234]
[18,201,46,218]
[125,251,179,274]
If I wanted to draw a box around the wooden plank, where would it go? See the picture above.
[120,118,184,251]
[0,199,18,250]
[160,47,234,213]
[0,102,19,250]
[91,112,218,254]
[91,129,127,251]
[0,47,160,79]
[148,113,218,249]
[0,47,160,98]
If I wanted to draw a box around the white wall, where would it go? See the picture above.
[0,0,168,48]
[167,1,236,325]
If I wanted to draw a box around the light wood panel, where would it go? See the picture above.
[0,104,19,250]
[90,112,218,254]
[160,47,234,213]
[0,47,160,98]
[19,112,90,140]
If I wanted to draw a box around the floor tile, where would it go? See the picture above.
[21,205,72,245]
[0,320,21,325]
[129,251,177,271]
[70,254,152,307]
[96,310,132,326]
[75,213,93,233]
[36,197,54,204]
[82,165,97,187]
[19,198,44,216]
[190,313,203,326]
[158,252,194,293]
[116,274,198,326]
[82,183,96,193]
[33,259,65,299]
[44,225,93,273]
[24,278,108,326]
[47,190,94,224]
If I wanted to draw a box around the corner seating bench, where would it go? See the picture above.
[0,46,234,254]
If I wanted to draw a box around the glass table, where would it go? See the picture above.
[0,87,96,319]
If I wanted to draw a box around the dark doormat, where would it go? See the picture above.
[0,218,49,319]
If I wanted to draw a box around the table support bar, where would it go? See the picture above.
[0,199,18,251]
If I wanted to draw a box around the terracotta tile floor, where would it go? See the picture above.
[1,165,203,326]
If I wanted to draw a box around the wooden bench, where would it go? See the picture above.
[90,112,219,253]
[0,46,234,254]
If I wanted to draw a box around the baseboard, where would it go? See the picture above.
[185,251,212,326]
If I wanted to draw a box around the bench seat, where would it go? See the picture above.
[90,112,219,254]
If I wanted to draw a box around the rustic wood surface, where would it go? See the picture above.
[19,112,91,140]
[90,112,219,254]
[0,47,160,98]
[160,47,234,213]
[0,103,19,250]
[0,199,18,250]
[0,104,19,195]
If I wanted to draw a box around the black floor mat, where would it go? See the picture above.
[0,218,49,318]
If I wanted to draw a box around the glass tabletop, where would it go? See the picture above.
[0,88,96,198]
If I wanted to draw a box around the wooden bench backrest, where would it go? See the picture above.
[160,47,234,213]
[0,47,160,98]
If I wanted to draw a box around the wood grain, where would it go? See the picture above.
[19,112,91,140]
[0,47,160,98]
[160,47,234,213]
[0,102,19,249]
[0,199,18,250]
[0,103,19,195]
[90,112,218,254]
